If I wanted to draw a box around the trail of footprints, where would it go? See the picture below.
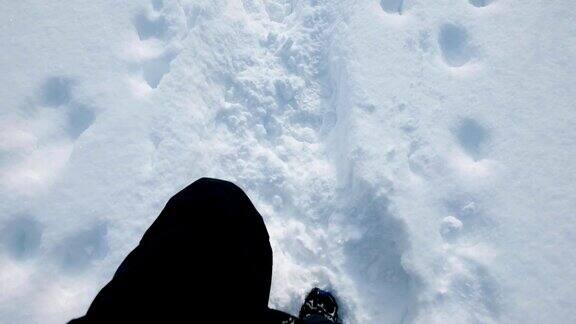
[1,75,96,178]
[219,0,336,147]
[378,0,499,317]
[429,116,496,318]
[0,0,499,286]
[440,120,494,316]
[442,117,491,237]
[0,5,178,270]
[1,213,108,272]
[380,0,495,68]
[2,0,185,271]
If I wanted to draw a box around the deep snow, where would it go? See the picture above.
[1,1,575,323]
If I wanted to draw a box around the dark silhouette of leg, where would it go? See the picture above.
[70,178,275,322]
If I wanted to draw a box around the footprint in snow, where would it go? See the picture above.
[454,118,490,161]
[380,0,406,15]
[438,23,475,67]
[1,216,43,261]
[55,223,109,272]
[469,0,494,8]
[40,76,96,140]
[131,0,180,89]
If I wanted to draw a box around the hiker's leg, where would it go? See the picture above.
[71,178,272,322]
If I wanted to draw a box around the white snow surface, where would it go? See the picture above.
[1,1,575,323]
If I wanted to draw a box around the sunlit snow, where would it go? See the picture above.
[1,1,575,323]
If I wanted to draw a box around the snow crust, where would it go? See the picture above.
[1,1,575,323]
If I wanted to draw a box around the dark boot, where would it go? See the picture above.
[299,287,342,324]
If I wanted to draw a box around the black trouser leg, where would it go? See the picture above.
[70,178,276,323]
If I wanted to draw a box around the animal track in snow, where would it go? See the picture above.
[66,104,96,140]
[41,77,73,107]
[469,0,494,8]
[134,12,168,41]
[130,1,181,89]
[438,23,474,67]
[40,76,96,140]
[1,216,43,260]
[56,223,108,271]
[1,76,97,193]
[455,118,489,161]
[380,0,405,15]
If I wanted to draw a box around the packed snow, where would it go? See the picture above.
[1,1,575,323]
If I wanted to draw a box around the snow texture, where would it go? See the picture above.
[1,1,575,323]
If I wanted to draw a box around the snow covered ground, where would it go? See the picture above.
[1,0,575,323]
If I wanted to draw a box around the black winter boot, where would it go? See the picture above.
[298,287,341,324]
